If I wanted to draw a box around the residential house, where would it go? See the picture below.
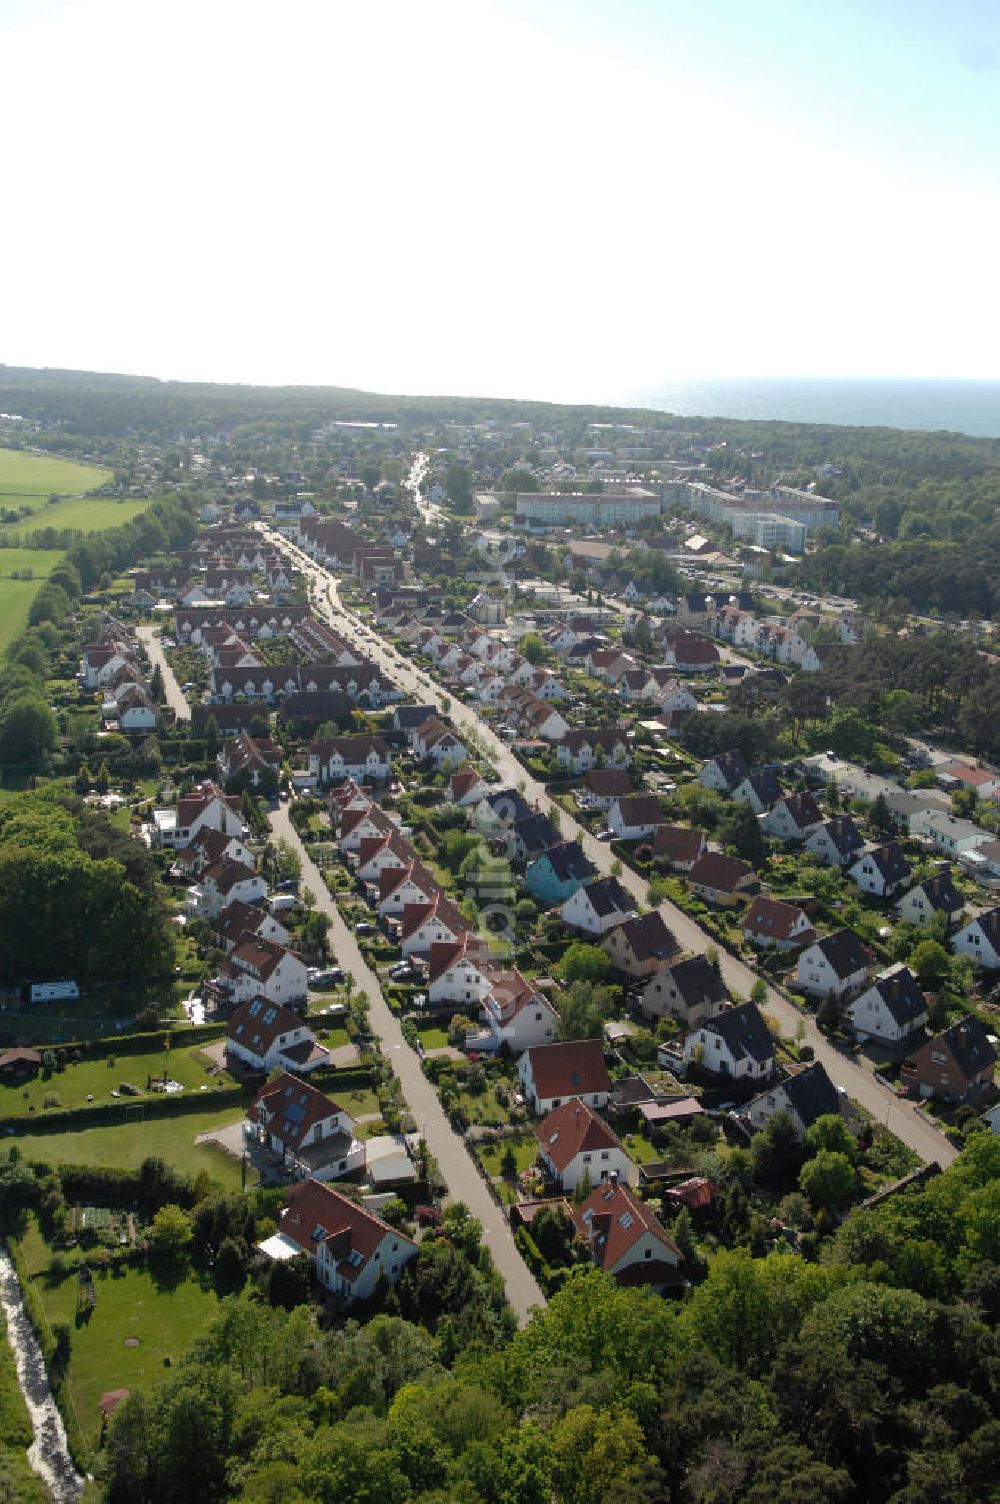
[845,964,927,1049]
[764,791,824,842]
[572,1180,683,1289]
[410,716,468,770]
[248,1073,365,1180]
[152,780,244,850]
[559,877,637,936]
[308,735,392,786]
[579,768,633,809]
[220,936,309,1010]
[481,971,560,1054]
[608,794,664,842]
[804,815,865,868]
[699,749,751,794]
[731,769,783,815]
[448,767,491,808]
[639,953,731,1027]
[952,907,1000,970]
[795,929,870,999]
[190,858,267,920]
[262,1178,416,1301]
[510,812,561,864]
[555,728,629,776]
[601,912,678,979]
[652,823,707,872]
[688,852,756,907]
[519,1039,612,1115]
[399,893,471,958]
[426,936,494,1007]
[742,896,815,950]
[901,1016,996,1103]
[214,900,289,953]
[225,997,329,1074]
[217,730,283,791]
[848,842,911,898]
[534,1099,634,1192]
[683,1002,774,1082]
[376,861,439,918]
[898,869,966,928]
[524,841,598,906]
[746,1061,843,1140]
[911,809,989,857]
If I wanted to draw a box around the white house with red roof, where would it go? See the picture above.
[572,1179,682,1289]
[213,900,289,953]
[400,894,471,958]
[338,802,397,853]
[518,1039,611,1115]
[448,767,491,808]
[152,780,245,850]
[481,969,559,1054]
[534,1098,634,1192]
[220,936,309,1009]
[226,998,329,1074]
[355,828,416,886]
[427,936,495,1006]
[376,861,440,918]
[260,1178,416,1301]
[248,1072,365,1181]
[412,716,468,770]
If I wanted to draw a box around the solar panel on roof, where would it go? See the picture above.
[263,1007,277,1025]
[347,1249,364,1268]
[310,1224,327,1241]
[249,1000,262,1017]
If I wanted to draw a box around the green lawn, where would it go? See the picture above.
[18,494,149,535]
[477,1135,537,1177]
[19,1219,219,1453]
[14,1107,249,1189]
[0,548,63,652]
[0,1043,235,1118]
[417,1026,450,1049]
[621,1129,659,1166]
[0,447,112,505]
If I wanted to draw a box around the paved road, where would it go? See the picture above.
[263,527,957,1171]
[138,625,190,722]
[267,801,545,1326]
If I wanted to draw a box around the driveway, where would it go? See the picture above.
[267,801,545,1326]
[262,529,957,1172]
[138,624,190,721]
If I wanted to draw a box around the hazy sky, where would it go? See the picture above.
[3,0,999,398]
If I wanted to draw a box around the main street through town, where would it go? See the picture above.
[261,520,958,1176]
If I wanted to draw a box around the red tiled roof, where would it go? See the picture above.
[572,1179,680,1272]
[252,1071,345,1151]
[535,1098,621,1173]
[524,1039,610,1102]
[279,1179,414,1282]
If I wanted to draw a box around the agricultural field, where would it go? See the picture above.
[18,1217,220,1454]
[0,546,62,652]
[0,447,112,511]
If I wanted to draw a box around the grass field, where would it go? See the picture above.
[19,1218,219,1453]
[0,547,62,652]
[15,1107,249,1189]
[0,448,112,508]
[16,494,149,536]
[0,1043,237,1118]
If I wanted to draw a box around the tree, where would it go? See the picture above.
[150,1203,193,1254]
[869,792,894,839]
[558,943,612,986]
[799,1150,856,1212]
[908,937,950,989]
[718,802,766,869]
[0,694,57,765]
[445,465,475,514]
[520,632,547,665]
[805,1114,856,1162]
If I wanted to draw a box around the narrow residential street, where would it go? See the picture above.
[265,527,957,1171]
[267,801,545,1327]
[137,624,191,721]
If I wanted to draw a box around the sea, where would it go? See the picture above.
[618,378,1000,439]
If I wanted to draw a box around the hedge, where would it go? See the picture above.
[3,1084,246,1136]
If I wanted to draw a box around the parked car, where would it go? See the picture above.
[355,921,377,936]
[308,969,344,990]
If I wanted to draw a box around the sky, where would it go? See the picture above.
[2,0,1000,400]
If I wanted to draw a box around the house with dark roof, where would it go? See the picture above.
[652,823,707,872]
[608,794,664,842]
[601,912,679,979]
[213,899,289,953]
[688,852,756,907]
[518,1039,611,1115]
[804,814,865,868]
[742,896,815,951]
[731,769,784,815]
[683,1002,774,1082]
[639,953,732,1027]
[579,767,633,809]
[845,964,927,1049]
[849,841,911,898]
[534,1099,634,1192]
[764,791,824,842]
[307,735,392,786]
[953,906,1000,970]
[559,877,637,936]
[572,1180,683,1290]
[261,1178,416,1302]
[747,1061,843,1139]
[898,868,966,929]
[555,728,630,775]
[699,749,751,794]
[524,841,598,906]
[225,998,329,1074]
[248,1072,365,1180]
[510,811,561,864]
[901,1015,996,1103]
[796,929,870,999]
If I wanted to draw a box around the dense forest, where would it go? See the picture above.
[91,1135,1000,1504]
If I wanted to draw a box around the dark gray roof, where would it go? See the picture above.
[780,1061,842,1128]
[742,769,783,807]
[483,789,536,825]
[393,704,439,730]
[864,964,926,1028]
[513,813,560,858]
[915,870,964,912]
[933,1016,997,1079]
[533,841,597,884]
[709,749,751,788]
[856,842,911,884]
[579,877,634,918]
[972,906,1000,944]
[611,912,678,964]
[817,814,864,855]
[665,955,732,1008]
[702,1002,773,1065]
[813,928,870,979]
[780,790,824,828]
